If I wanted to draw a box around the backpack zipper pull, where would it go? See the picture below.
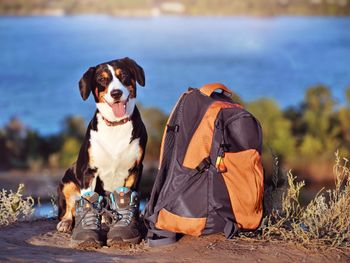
[216,154,227,173]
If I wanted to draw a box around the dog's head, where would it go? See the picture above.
[79,57,145,121]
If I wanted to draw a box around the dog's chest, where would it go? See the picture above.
[89,120,140,192]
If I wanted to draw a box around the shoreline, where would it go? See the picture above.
[1,11,350,18]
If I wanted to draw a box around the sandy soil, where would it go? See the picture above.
[0,220,349,263]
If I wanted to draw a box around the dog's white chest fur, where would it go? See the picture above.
[89,114,140,192]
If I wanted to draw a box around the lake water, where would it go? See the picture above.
[1,16,350,134]
[33,200,146,219]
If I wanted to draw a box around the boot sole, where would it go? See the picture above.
[70,238,103,249]
[107,235,141,247]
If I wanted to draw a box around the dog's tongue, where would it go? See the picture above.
[111,102,126,118]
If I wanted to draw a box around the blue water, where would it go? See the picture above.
[33,200,146,219]
[1,16,350,134]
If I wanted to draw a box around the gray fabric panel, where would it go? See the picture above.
[219,108,263,153]
[204,167,228,234]
[153,89,214,218]
[143,93,188,223]
[168,170,208,218]
[205,166,235,233]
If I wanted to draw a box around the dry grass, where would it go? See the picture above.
[260,151,350,247]
[50,193,58,216]
[0,184,34,226]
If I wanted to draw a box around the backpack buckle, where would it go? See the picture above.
[196,157,211,172]
[167,124,179,133]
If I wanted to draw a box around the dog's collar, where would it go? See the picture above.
[102,116,131,126]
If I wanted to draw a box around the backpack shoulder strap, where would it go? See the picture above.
[199,83,232,98]
[147,229,177,247]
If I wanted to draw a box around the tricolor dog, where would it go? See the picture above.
[57,57,147,233]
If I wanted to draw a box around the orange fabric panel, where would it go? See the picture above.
[158,120,168,170]
[183,101,233,169]
[221,149,264,230]
[199,83,232,97]
[155,208,206,237]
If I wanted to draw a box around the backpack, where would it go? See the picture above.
[143,83,264,246]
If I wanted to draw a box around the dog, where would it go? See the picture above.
[57,57,147,233]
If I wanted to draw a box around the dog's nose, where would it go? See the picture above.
[110,89,123,100]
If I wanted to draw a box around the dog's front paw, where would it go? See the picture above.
[57,219,73,233]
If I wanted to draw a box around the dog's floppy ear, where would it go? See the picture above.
[121,57,145,87]
[79,67,95,100]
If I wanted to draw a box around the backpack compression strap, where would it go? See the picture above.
[199,83,232,98]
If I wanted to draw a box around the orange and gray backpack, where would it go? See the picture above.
[144,83,264,246]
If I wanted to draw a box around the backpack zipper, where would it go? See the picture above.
[216,154,227,173]
[223,112,252,127]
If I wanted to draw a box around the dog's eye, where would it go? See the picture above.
[119,71,127,79]
[97,76,107,83]
[120,71,131,85]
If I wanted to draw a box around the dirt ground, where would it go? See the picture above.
[0,220,349,263]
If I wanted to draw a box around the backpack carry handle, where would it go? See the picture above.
[200,83,233,98]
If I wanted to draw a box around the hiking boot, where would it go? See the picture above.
[107,187,141,245]
[71,192,105,247]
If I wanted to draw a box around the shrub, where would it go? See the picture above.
[0,184,34,226]
[261,151,350,247]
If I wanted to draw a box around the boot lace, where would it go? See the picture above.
[104,197,137,227]
[76,197,102,230]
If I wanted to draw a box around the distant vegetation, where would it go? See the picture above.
[246,85,350,181]
[0,0,349,16]
[0,85,349,182]
[0,105,167,170]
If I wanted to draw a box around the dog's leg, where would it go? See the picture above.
[57,169,80,233]
[125,145,145,190]
[80,167,99,195]
[124,174,136,189]
[125,163,143,190]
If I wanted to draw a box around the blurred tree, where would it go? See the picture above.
[283,106,307,144]
[246,98,295,161]
[299,85,336,157]
[334,87,350,157]
[38,134,63,164]
[62,116,86,141]
[58,137,80,167]
[299,134,323,158]
[3,118,28,169]
[0,129,10,170]
[57,116,86,167]
[139,105,168,161]
[346,88,350,104]
[231,92,244,106]
[302,85,334,140]
[23,130,42,169]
